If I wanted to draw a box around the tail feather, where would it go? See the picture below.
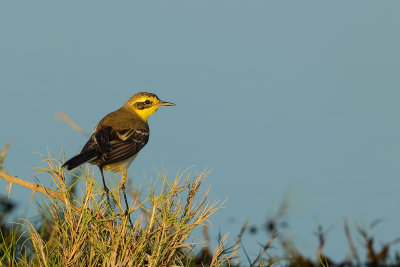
[63,150,98,170]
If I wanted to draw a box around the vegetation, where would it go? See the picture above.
[0,141,400,266]
[0,144,231,266]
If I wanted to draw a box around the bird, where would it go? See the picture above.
[62,92,175,220]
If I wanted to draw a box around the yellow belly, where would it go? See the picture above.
[103,154,138,173]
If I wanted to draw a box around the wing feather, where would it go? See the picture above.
[86,126,149,167]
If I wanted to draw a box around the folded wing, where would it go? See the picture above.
[93,126,150,167]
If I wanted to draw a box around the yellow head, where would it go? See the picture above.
[124,92,175,121]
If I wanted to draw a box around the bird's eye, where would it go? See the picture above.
[145,100,151,104]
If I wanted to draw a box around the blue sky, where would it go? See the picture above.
[1,0,400,260]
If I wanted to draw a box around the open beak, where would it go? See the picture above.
[158,100,175,106]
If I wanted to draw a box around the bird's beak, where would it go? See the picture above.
[158,100,175,106]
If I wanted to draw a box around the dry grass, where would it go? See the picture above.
[0,152,231,266]
[3,141,400,266]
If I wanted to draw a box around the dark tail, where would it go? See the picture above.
[62,150,98,170]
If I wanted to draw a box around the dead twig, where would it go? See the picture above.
[55,112,89,138]
[344,218,360,264]
[0,170,66,202]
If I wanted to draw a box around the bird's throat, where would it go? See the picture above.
[134,106,159,122]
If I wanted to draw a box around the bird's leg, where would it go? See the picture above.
[121,170,133,226]
[99,167,112,208]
